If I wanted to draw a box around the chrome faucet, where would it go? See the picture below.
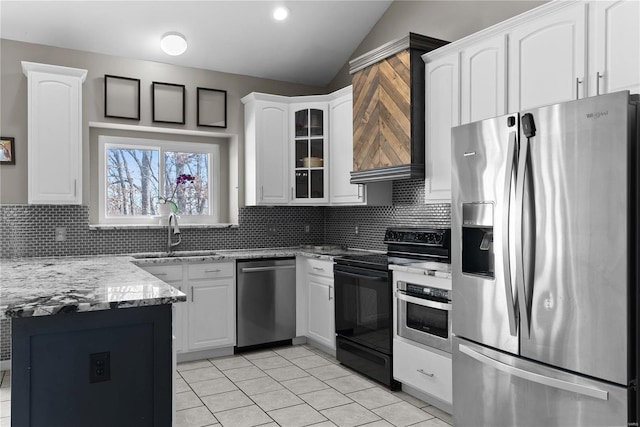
[167,212,181,253]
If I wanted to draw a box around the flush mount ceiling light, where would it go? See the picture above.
[160,32,188,56]
[272,6,289,21]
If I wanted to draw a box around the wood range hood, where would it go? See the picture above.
[349,33,448,184]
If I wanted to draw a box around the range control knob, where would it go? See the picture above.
[426,234,435,244]
[434,233,443,244]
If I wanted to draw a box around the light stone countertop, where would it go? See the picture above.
[1,246,378,319]
[1,255,187,319]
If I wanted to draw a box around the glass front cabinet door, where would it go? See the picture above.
[291,104,329,203]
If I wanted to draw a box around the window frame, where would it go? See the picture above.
[98,135,220,225]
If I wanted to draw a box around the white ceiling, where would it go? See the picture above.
[0,0,393,87]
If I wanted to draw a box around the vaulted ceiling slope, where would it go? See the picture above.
[0,0,393,87]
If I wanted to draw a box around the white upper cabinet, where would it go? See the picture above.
[291,102,329,204]
[425,52,459,203]
[460,35,507,124]
[22,62,87,204]
[329,89,362,204]
[243,88,390,207]
[242,94,290,205]
[590,0,640,96]
[328,87,391,206]
[508,2,587,111]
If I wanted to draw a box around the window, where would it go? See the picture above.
[98,135,220,225]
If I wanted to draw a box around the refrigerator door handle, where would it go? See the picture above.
[502,130,519,336]
[459,344,610,401]
[515,134,531,337]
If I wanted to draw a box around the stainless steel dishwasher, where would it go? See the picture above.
[236,258,296,348]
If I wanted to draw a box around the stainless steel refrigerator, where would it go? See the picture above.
[451,91,638,427]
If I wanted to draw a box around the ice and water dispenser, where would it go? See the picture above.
[462,203,494,278]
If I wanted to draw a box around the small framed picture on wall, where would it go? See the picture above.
[0,137,15,165]
[104,75,141,120]
[197,87,227,128]
[152,82,186,124]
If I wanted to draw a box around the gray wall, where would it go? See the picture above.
[327,0,548,91]
[0,39,324,205]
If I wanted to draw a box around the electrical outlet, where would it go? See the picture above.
[304,224,310,233]
[89,351,111,383]
[266,224,277,236]
[354,225,359,234]
[55,227,67,242]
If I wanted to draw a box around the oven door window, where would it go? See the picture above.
[406,301,448,339]
[334,266,391,354]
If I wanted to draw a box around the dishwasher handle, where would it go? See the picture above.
[240,265,296,273]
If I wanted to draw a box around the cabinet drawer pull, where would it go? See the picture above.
[313,267,325,271]
[597,71,603,95]
[576,77,583,99]
[204,269,221,273]
[154,272,167,276]
[417,369,434,378]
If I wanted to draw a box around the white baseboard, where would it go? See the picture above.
[305,337,336,358]
[177,347,234,363]
[401,382,452,415]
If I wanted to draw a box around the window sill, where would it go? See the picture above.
[88,223,239,231]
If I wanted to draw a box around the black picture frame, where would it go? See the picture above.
[104,75,140,120]
[197,87,227,128]
[0,137,15,165]
[152,82,186,125]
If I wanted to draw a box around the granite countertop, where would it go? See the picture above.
[130,246,377,265]
[1,246,377,319]
[1,256,187,319]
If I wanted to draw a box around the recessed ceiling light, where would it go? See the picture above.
[160,32,188,56]
[273,6,289,21]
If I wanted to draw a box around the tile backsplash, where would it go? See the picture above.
[0,179,450,361]
[325,179,451,251]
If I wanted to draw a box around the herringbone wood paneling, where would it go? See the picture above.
[353,64,379,171]
[352,50,411,171]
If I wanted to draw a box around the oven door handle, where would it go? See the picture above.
[334,270,388,281]
[395,291,451,311]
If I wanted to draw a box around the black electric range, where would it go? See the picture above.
[332,227,450,389]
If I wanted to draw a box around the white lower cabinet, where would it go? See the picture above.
[187,278,235,350]
[141,261,235,355]
[394,338,453,406]
[307,274,335,350]
[298,257,336,351]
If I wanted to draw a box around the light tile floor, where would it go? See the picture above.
[0,344,453,427]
